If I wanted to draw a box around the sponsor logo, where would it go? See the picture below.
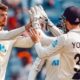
[0,44,6,53]
[52,59,60,66]
[52,40,58,47]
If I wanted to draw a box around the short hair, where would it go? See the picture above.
[0,3,8,11]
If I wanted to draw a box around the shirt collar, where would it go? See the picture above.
[69,28,80,33]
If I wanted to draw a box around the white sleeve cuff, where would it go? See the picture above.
[34,42,41,49]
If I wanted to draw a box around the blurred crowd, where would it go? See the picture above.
[1,0,80,80]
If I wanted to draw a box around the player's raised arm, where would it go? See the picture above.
[34,5,63,36]
[0,23,32,40]
[47,19,63,36]
[28,28,66,58]
[28,6,62,46]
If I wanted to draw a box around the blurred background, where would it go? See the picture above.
[1,0,80,80]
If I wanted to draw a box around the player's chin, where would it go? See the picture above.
[0,23,6,27]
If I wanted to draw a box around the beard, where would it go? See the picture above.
[0,21,6,27]
[0,24,5,27]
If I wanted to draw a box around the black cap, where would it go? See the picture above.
[63,6,80,24]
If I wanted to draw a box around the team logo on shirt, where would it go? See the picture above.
[52,59,60,66]
[52,40,58,47]
[0,44,6,53]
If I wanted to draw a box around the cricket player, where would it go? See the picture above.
[28,6,64,80]
[0,3,64,80]
[28,6,80,80]
[0,3,35,80]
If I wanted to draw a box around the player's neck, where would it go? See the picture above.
[71,25,80,30]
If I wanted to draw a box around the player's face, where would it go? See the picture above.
[0,10,8,27]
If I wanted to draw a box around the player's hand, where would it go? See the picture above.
[36,6,56,30]
[28,5,48,22]
[37,5,48,19]
[28,6,41,22]
[27,28,41,43]
[25,22,32,30]
[25,22,35,36]
[36,5,50,30]
[28,6,49,30]
[29,6,42,29]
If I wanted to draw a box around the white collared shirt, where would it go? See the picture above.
[35,28,80,80]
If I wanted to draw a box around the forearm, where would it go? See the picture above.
[35,43,51,58]
[28,68,38,80]
[4,26,25,40]
[48,19,63,36]
[0,26,26,40]
[34,35,65,58]
[34,41,57,58]
[28,57,45,80]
